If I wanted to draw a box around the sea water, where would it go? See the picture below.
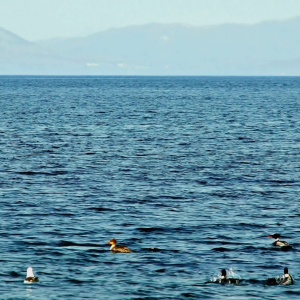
[0,76,299,299]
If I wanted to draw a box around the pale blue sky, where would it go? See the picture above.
[1,0,300,41]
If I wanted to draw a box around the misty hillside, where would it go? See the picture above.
[1,18,300,75]
[0,27,82,75]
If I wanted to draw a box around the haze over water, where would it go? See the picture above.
[0,76,300,299]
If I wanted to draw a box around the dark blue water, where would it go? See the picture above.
[0,76,300,299]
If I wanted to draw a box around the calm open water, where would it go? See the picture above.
[0,76,300,299]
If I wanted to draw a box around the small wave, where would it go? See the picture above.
[265,179,297,186]
[155,268,166,273]
[142,247,162,252]
[16,170,68,176]
[180,292,197,298]
[212,247,233,252]
[9,271,20,278]
[57,241,78,247]
[21,241,49,246]
[51,251,65,256]
[87,207,115,212]
[285,291,300,295]
[162,195,189,200]
[138,227,165,233]
[66,278,86,284]
[195,180,208,185]
[57,241,101,248]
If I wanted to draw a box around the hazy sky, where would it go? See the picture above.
[1,0,300,41]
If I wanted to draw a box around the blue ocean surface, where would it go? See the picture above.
[0,76,300,299]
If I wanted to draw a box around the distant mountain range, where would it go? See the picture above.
[1,18,300,75]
